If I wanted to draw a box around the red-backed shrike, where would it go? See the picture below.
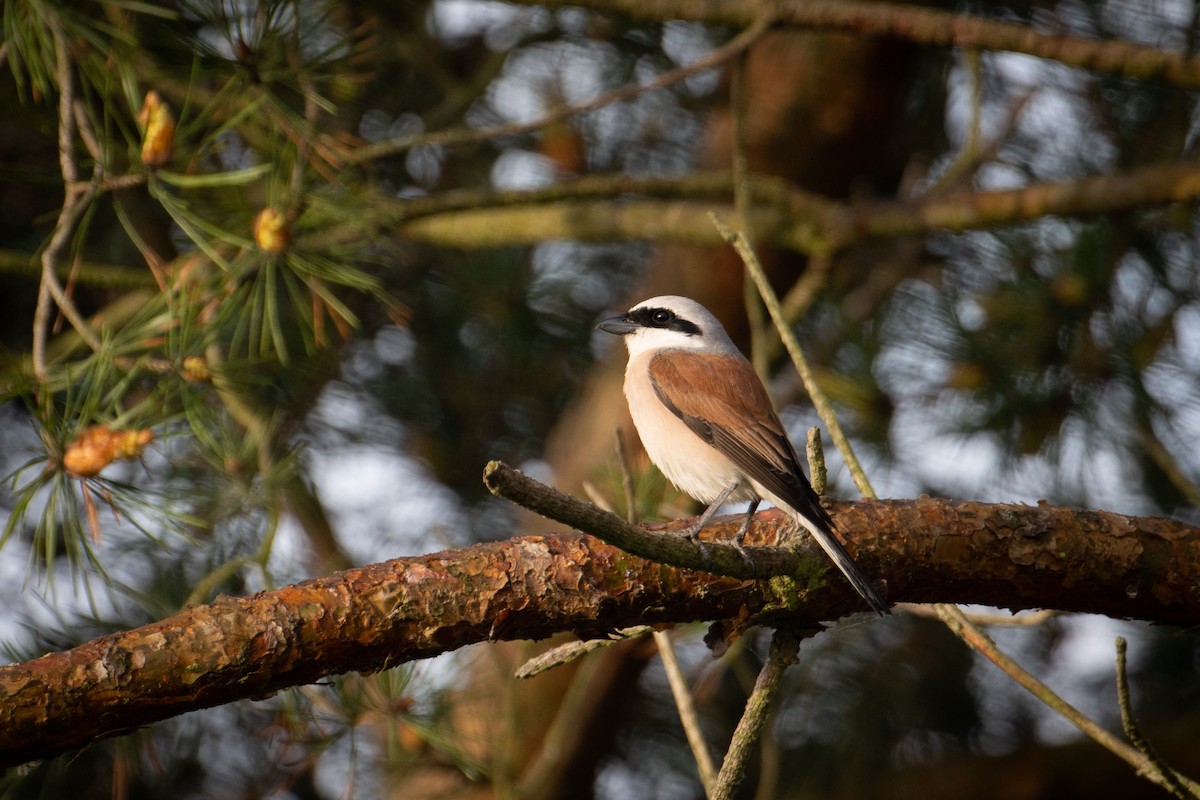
[598,295,888,615]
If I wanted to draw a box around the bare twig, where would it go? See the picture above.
[714,214,877,498]
[935,603,1131,749]
[32,269,55,381]
[514,627,653,679]
[656,630,718,794]
[924,48,984,194]
[51,21,78,186]
[899,605,1059,627]
[484,460,814,580]
[614,428,638,526]
[1136,423,1200,510]
[71,98,103,164]
[187,502,281,600]
[710,629,806,800]
[937,609,1199,797]
[41,242,104,354]
[746,250,836,369]
[514,640,630,798]
[730,45,771,382]
[34,22,102,379]
[716,214,1200,797]
[98,174,150,192]
[612,430,719,791]
[1114,637,1198,799]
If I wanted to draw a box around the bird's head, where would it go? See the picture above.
[596,295,738,358]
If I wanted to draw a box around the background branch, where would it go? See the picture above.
[513,0,1200,87]
[1114,637,1199,798]
[394,161,1200,253]
[349,14,774,164]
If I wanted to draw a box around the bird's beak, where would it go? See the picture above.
[596,315,639,335]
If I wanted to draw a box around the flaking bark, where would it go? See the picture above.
[1,497,1198,767]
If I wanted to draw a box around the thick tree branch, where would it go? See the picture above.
[1,495,1198,767]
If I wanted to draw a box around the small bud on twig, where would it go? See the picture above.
[138,90,175,168]
[62,425,153,478]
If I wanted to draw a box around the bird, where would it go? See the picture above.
[597,295,889,615]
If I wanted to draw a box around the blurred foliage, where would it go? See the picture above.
[1,0,1200,798]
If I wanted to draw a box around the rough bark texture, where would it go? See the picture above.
[1,497,1198,767]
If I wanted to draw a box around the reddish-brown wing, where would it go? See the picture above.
[646,349,835,530]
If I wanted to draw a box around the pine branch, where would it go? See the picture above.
[2,491,1198,767]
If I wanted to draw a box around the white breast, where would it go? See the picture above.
[623,350,757,505]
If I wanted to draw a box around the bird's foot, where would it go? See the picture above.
[733,543,757,576]
[733,499,759,546]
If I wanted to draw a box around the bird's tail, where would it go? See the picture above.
[790,511,889,615]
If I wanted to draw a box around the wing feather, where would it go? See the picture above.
[646,349,889,615]
[647,350,833,528]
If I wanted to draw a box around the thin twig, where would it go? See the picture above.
[656,630,718,794]
[711,214,876,498]
[613,429,719,792]
[710,629,806,800]
[731,45,771,381]
[484,460,812,580]
[514,641,625,798]
[760,250,833,362]
[923,48,984,194]
[351,15,775,164]
[1137,423,1200,510]
[41,239,104,353]
[111,195,170,290]
[713,214,1200,796]
[780,250,833,318]
[71,98,103,165]
[32,270,54,382]
[614,428,638,526]
[388,171,796,224]
[727,82,837,793]
[0,249,155,289]
[937,606,1200,796]
[1115,637,1197,799]
[514,627,653,679]
[185,506,280,606]
[899,604,1059,627]
[51,19,78,186]
[35,22,102,378]
[935,604,1127,748]
[98,173,150,192]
